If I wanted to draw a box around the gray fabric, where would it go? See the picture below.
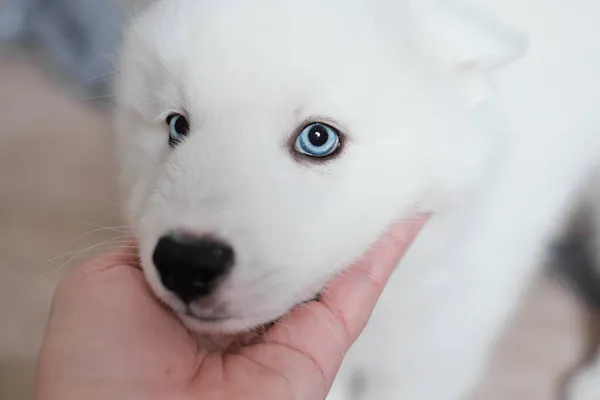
[0,0,124,95]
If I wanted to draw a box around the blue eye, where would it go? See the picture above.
[166,113,190,147]
[294,123,341,158]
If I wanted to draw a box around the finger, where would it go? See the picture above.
[320,214,429,344]
[256,215,428,397]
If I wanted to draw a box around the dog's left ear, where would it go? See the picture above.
[412,0,528,103]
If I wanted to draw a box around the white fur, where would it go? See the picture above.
[113,0,600,398]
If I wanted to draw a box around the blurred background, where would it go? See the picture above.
[0,1,596,399]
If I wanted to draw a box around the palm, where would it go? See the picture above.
[96,268,309,398]
[90,265,327,399]
[38,258,325,399]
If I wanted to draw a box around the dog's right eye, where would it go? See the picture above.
[166,113,190,147]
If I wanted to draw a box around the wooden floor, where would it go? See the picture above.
[0,57,596,400]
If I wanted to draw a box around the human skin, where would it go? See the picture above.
[35,217,427,400]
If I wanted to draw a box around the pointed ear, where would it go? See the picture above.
[412,0,529,74]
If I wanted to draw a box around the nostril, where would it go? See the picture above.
[187,238,234,273]
[152,233,235,302]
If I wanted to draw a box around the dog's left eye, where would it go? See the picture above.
[166,113,190,147]
[294,123,340,158]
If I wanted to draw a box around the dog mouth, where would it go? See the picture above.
[172,291,325,334]
[184,309,232,323]
[182,291,324,322]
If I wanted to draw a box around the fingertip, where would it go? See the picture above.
[256,215,429,395]
[315,213,429,338]
[331,213,429,286]
[383,213,430,247]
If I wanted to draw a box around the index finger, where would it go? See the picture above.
[320,214,429,344]
[261,215,428,395]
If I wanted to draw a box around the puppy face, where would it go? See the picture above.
[114,0,513,333]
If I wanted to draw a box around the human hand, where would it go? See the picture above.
[35,216,427,400]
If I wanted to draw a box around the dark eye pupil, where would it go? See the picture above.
[308,125,329,146]
[174,116,189,134]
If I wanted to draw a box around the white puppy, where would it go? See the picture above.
[113,0,600,398]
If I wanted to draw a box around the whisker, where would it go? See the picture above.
[39,235,132,269]
[45,239,136,280]
[70,225,132,246]
[78,221,131,231]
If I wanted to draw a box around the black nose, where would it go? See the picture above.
[152,233,235,303]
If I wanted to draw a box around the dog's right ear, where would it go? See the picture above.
[411,0,528,74]
[410,0,528,104]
